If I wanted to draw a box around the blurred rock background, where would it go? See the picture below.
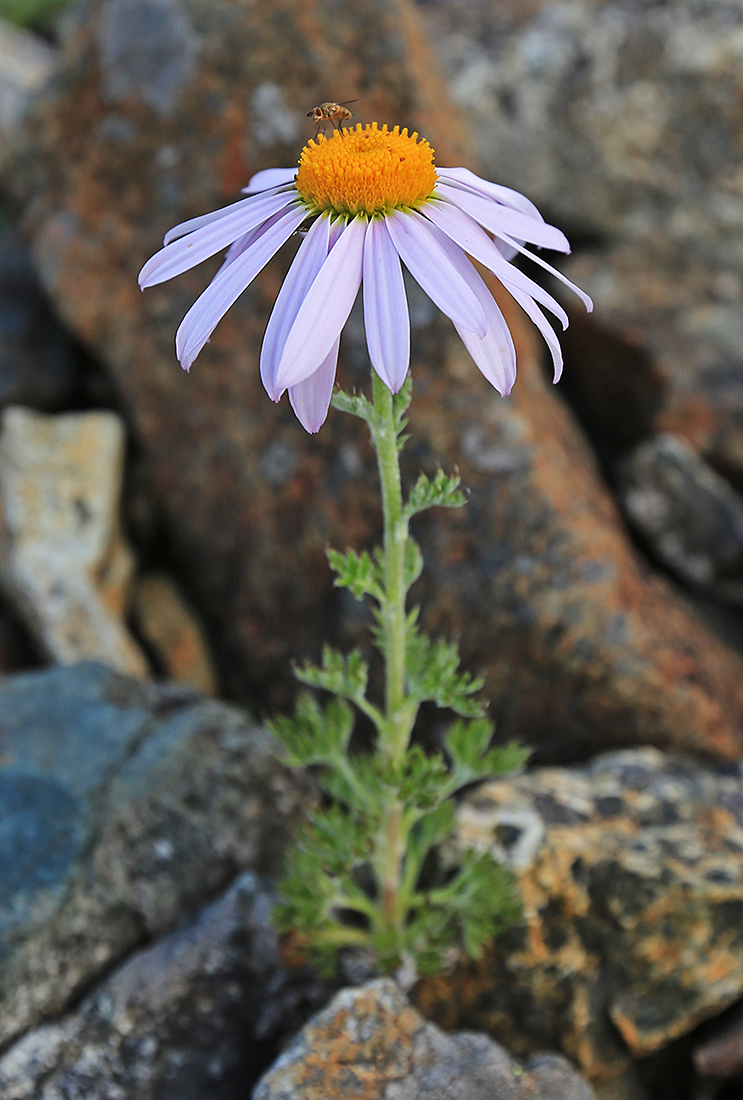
[0,0,742,1098]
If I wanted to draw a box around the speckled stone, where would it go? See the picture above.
[417,749,743,1089]
[253,979,597,1100]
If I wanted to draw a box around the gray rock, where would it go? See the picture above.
[0,19,55,174]
[0,873,331,1100]
[418,748,743,1089]
[618,433,743,603]
[0,406,149,676]
[0,661,310,1048]
[415,0,743,483]
[253,979,597,1100]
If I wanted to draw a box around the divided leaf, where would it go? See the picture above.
[269,692,354,768]
[405,468,468,519]
[407,631,486,717]
[327,547,384,601]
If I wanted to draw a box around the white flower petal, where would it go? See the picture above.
[261,214,332,401]
[176,204,307,371]
[436,236,517,395]
[160,185,293,246]
[386,210,487,338]
[275,216,366,392]
[436,181,570,253]
[436,167,544,221]
[423,200,569,328]
[495,231,594,313]
[139,191,300,288]
[508,286,564,382]
[288,340,340,433]
[363,218,410,393]
[242,167,298,194]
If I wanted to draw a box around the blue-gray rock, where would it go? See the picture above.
[0,661,310,1048]
[0,874,331,1100]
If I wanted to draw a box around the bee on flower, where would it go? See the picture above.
[139,123,592,433]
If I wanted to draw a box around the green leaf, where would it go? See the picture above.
[269,692,354,767]
[405,468,469,519]
[331,389,374,422]
[296,645,369,703]
[445,719,529,789]
[404,537,424,590]
[327,547,383,601]
[438,852,521,960]
[406,631,486,717]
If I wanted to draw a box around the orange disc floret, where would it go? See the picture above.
[296,123,437,217]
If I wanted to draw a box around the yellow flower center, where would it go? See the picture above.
[295,123,437,218]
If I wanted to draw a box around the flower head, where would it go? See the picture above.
[139,123,592,432]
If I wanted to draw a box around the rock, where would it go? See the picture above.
[253,978,597,1100]
[417,749,743,1091]
[132,570,218,695]
[6,0,743,761]
[415,0,743,483]
[0,19,55,174]
[693,1001,743,1080]
[0,227,81,413]
[0,661,310,1048]
[618,434,743,604]
[0,873,332,1100]
[0,406,149,677]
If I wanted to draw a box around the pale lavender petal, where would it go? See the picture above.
[508,285,564,382]
[436,181,570,253]
[436,167,543,221]
[275,217,366,392]
[242,167,297,194]
[161,185,292,246]
[433,233,517,394]
[139,191,299,288]
[175,204,307,371]
[422,200,569,328]
[288,339,340,433]
[386,210,487,338]
[362,218,410,393]
[217,223,267,275]
[494,232,594,312]
[260,214,332,400]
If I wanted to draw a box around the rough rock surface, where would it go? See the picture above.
[6,0,743,761]
[417,749,743,1089]
[0,661,309,1049]
[253,979,597,1100]
[0,406,149,676]
[415,0,743,484]
[0,873,331,1100]
[132,570,218,694]
[618,434,743,604]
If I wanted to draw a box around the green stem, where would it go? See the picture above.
[370,371,415,763]
[368,371,419,938]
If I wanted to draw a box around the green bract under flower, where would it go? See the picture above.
[296,123,437,217]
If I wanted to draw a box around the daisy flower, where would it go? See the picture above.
[139,123,592,433]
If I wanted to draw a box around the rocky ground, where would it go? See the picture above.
[1,0,743,1098]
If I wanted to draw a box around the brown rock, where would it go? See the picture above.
[132,570,218,694]
[417,748,743,1088]
[253,978,597,1100]
[6,0,743,760]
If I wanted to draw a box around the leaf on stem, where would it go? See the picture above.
[296,645,369,703]
[406,630,486,717]
[405,468,469,518]
[269,691,354,767]
[327,547,384,601]
[445,718,530,788]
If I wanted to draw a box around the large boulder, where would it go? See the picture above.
[0,661,308,1048]
[5,0,743,760]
